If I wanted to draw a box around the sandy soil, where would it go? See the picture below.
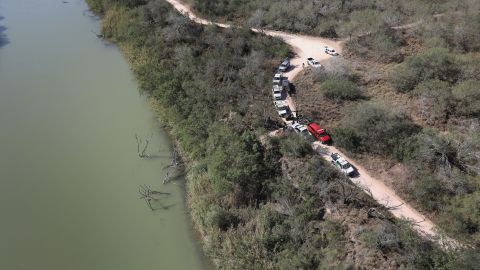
[164,0,456,247]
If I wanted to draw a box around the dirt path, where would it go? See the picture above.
[313,143,437,236]
[164,0,456,247]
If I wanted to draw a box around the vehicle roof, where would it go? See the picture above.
[274,73,282,77]
[274,100,288,107]
[331,153,340,159]
[281,60,289,65]
[292,123,307,130]
[273,85,282,91]
[337,158,350,166]
[320,134,330,141]
[309,123,322,130]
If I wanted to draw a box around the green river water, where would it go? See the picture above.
[0,0,208,269]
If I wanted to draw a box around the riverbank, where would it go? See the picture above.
[84,0,475,269]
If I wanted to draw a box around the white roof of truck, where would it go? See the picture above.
[274,100,288,107]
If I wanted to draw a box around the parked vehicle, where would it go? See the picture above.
[292,123,312,138]
[307,57,322,68]
[307,123,331,143]
[331,153,355,176]
[324,46,339,56]
[278,59,290,72]
[274,100,290,118]
[272,85,283,100]
[273,73,283,85]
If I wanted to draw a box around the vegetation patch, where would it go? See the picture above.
[333,102,419,155]
[87,0,480,268]
[320,78,362,101]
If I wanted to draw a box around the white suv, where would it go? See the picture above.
[307,57,322,68]
[324,46,339,56]
[278,59,290,72]
[331,153,355,176]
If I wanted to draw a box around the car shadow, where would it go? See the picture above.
[348,165,360,178]
[288,82,296,95]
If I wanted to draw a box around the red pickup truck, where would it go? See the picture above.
[307,123,331,143]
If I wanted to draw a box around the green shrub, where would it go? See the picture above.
[437,188,480,245]
[411,175,447,212]
[207,124,265,199]
[279,134,312,158]
[420,12,480,53]
[321,79,362,101]
[333,103,419,155]
[205,206,239,231]
[390,48,462,92]
[86,0,147,14]
[412,79,453,124]
[390,64,419,93]
[452,80,480,117]
[345,28,404,62]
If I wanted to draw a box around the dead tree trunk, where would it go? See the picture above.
[135,133,152,158]
[138,184,170,210]
[139,184,154,210]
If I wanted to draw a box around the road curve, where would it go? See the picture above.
[164,0,456,247]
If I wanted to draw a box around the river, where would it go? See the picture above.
[0,0,208,269]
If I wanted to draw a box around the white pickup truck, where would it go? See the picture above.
[331,153,355,176]
[272,85,283,100]
[274,100,290,118]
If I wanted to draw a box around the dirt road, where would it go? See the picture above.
[164,0,455,246]
[313,143,438,237]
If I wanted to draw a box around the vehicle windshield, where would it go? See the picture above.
[342,164,351,169]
